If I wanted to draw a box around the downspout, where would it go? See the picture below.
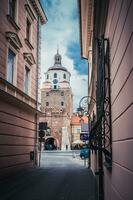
[35,16,41,166]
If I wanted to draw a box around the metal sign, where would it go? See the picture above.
[80,133,89,141]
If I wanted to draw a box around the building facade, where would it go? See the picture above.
[71,114,88,148]
[40,51,73,150]
[79,0,133,200]
[0,0,47,177]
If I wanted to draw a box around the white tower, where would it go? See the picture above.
[41,50,73,150]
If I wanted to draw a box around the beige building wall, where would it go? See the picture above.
[104,1,133,200]
[71,125,81,142]
[79,0,133,199]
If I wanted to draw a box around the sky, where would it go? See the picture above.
[40,0,88,111]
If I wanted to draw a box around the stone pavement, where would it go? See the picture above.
[0,151,98,200]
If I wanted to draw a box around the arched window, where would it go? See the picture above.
[61,91,64,96]
[46,102,49,106]
[63,74,66,79]
[54,73,57,78]
[61,102,64,106]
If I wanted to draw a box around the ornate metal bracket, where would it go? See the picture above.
[89,36,112,169]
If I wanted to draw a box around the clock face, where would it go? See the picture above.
[53,79,58,84]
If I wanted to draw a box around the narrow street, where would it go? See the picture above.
[0,0,132,199]
[0,151,98,200]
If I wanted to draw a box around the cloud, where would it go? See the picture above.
[40,0,88,111]
[66,41,88,75]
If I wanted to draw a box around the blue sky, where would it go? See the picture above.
[40,0,88,111]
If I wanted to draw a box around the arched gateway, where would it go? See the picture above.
[45,136,59,150]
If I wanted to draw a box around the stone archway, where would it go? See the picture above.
[45,136,58,150]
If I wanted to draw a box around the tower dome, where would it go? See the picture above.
[44,50,71,90]
[48,49,68,72]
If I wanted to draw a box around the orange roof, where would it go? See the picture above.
[71,115,88,125]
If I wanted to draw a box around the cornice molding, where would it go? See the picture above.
[5,32,22,50]
[23,53,36,65]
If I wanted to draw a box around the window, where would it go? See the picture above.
[24,66,30,94]
[61,91,64,96]
[7,49,15,83]
[63,74,66,79]
[46,92,49,96]
[54,73,57,78]
[61,102,64,106]
[77,128,80,133]
[9,0,16,20]
[54,85,57,90]
[26,18,31,42]
[47,74,49,79]
[46,102,49,106]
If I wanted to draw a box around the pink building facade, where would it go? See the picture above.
[79,0,133,200]
[0,0,47,177]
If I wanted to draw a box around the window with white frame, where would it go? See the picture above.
[63,74,66,79]
[47,74,49,79]
[54,73,57,78]
[54,85,57,90]
[24,66,30,95]
[7,49,16,84]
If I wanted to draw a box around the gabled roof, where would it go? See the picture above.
[71,115,88,125]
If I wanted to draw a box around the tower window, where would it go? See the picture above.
[54,73,57,78]
[47,74,49,79]
[61,102,64,106]
[61,91,64,96]
[46,102,49,106]
[63,74,66,79]
[46,92,49,96]
[54,85,57,90]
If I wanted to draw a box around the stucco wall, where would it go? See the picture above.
[104,0,133,199]
[0,0,37,99]
[0,100,36,176]
[0,0,44,176]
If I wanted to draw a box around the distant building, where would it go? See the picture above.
[0,0,47,177]
[70,114,88,148]
[40,50,73,150]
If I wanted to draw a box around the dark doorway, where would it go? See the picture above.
[45,137,57,150]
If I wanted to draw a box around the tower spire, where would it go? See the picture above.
[54,49,61,65]
[57,45,59,54]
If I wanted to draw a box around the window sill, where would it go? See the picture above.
[6,15,20,31]
[24,39,34,50]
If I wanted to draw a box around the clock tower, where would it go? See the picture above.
[40,50,73,150]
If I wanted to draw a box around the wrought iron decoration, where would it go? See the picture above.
[89,36,112,169]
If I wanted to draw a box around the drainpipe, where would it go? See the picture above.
[35,16,41,166]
